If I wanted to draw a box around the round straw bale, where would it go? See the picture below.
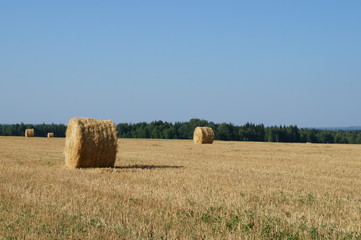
[25,129,34,137]
[193,127,214,144]
[64,118,118,168]
[47,132,54,138]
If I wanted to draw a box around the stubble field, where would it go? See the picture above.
[0,136,361,239]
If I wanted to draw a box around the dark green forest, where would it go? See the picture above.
[1,119,361,144]
[0,123,67,138]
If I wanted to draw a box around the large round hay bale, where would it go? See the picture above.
[64,118,118,168]
[25,129,34,137]
[47,132,54,138]
[193,127,214,144]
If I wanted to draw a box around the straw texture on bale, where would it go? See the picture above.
[47,132,54,138]
[193,127,214,144]
[64,118,118,168]
[25,129,34,137]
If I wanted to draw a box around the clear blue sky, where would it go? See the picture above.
[1,1,360,127]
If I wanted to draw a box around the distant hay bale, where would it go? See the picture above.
[64,118,118,168]
[47,132,54,138]
[193,127,214,144]
[25,129,34,137]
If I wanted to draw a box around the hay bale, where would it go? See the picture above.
[193,127,214,144]
[64,118,118,168]
[25,129,34,137]
[47,132,54,138]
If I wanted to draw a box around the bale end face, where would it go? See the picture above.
[64,118,118,168]
[193,127,214,144]
[47,133,54,138]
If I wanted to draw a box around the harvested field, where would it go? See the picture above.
[0,136,360,239]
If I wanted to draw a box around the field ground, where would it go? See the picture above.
[0,136,361,239]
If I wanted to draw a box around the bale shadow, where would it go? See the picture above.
[114,164,184,170]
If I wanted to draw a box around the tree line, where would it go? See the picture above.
[1,119,361,144]
[0,123,67,137]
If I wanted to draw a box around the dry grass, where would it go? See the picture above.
[47,132,54,138]
[0,136,361,239]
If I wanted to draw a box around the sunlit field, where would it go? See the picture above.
[1,136,361,239]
